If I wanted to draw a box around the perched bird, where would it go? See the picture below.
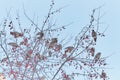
[65,46,74,54]
[92,30,97,42]
[10,31,23,38]
[54,44,62,51]
[49,38,58,48]
[25,50,33,60]
[51,38,57,43]
[36,31,44,40]
[100,70,106,80]
[8,42,19,47]
[94,52,101,63]
[90,47,95,56]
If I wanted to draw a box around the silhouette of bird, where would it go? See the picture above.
[94,52,101,63]
[49,38,58,48]
[92,30,97,42]
[36,31,44,40]
[100,70,106,80]
[10,31,23,38]
[65,46,74,53]
[8,42,19,47]
[51,38,57,43]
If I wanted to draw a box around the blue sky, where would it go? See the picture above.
[0,0,120,80]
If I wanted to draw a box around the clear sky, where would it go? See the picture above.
[0,0,120,80]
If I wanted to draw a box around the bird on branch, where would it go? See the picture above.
[92,30,97,42]
[94,52,101,63]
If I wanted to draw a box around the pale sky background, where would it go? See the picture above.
[0,0,120,80]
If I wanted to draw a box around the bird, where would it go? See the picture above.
[90,47,95,56]
[65,46,74,53]
[51,38,57,43]
[92,30,97,42]
[10,31,23,38]
[101,70,106,80]
[36,31,44,40]
[8,42,19,47]
[94,52,101,63]
[25,50,33,60]
[49,38,58,48]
